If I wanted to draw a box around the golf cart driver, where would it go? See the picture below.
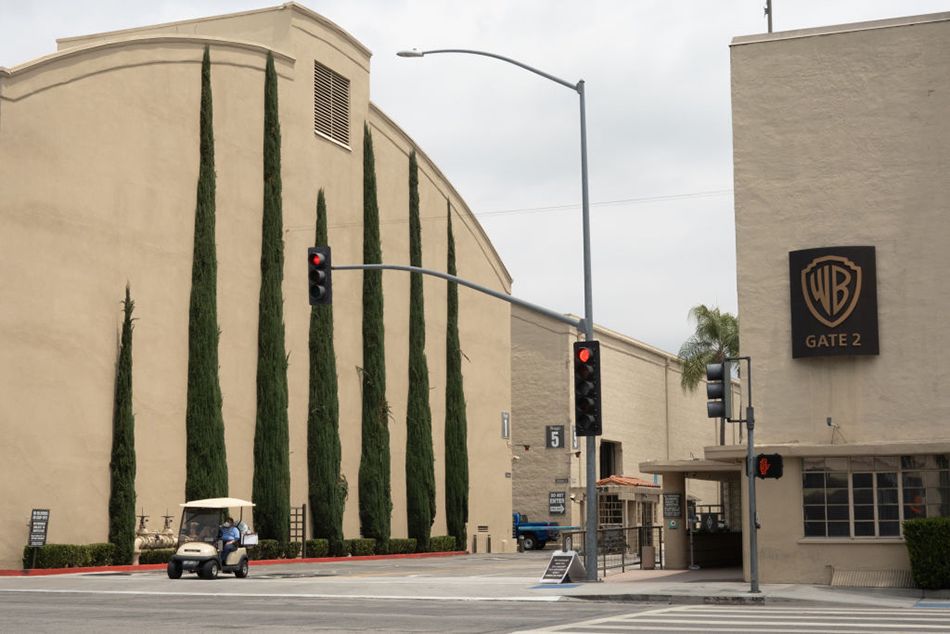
[167,497,257,580]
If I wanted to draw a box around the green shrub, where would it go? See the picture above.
[249,539,281,560]
[304,539,329,558]
[87,543,117,566]
[379,538,416,555]
[284,541,301,559]
[328,538,347,557]
[22,544,89,569]
[138,549,175,564]
[346,538,376,556]
[904,517,950,589]
[429,535,457,553]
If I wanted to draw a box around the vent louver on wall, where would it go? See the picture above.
[314,60,350,146]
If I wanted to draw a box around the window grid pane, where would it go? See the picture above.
[802,455,947,538]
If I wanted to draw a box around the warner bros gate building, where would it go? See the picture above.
[0,3,516,569]
[644,12,950,585]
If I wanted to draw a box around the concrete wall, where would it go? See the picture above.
[511,305,723,529]
[0,4,513,569]
[731,13,950,582]
[732,14,950,446]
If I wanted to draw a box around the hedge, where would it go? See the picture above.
[20,533,461,569]
[304,538,329,558]
[139,549,175,564]
[22,543,116,569]
[378,538,417,555]
[248,539,301,560]
[904,517,950,589]
[430,535,458,553]
[346,538,376,556]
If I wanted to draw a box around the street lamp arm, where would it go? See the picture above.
[398,48,579,92]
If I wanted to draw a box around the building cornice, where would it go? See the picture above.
[1,34,294,79]
[732,11,950,47]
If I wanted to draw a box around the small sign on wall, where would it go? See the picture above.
[663,493,682,519]
[546,425,564,449]
[549,491,566,515]
[789,246,879,358]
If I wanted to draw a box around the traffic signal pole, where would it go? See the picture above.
[728,356,759,594]
[333,263,584,330]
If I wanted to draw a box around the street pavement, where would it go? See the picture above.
[2,550,950,631]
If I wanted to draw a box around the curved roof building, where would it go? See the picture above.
[0,3,513,567]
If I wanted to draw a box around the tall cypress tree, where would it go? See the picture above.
[109,284,136,565]
[358,123,392,543]
[444,204,469,550]
[405,151,436,552]
[252,51,290,542]
[185,46,228,501]
[308,189,346,553]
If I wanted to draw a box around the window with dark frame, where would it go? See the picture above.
[313,60,350,147]
[802,455,950,538]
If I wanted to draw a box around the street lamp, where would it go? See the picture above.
[398,47,597,581]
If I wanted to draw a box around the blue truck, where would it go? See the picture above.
[512,512,578,550]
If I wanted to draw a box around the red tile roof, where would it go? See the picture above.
[596,475,660,488]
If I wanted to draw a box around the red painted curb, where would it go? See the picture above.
[0,550,467,577]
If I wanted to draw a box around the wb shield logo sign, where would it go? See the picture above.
[802,255,862,328]
[789,247,879,358]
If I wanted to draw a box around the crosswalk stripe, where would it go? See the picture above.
[556,624,936,634]
[614,612,950,622]
[604,618,949,629]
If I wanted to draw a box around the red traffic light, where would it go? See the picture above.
[311,253,325,266]
[577,347,592,363]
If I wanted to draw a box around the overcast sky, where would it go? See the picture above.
[2,1,947,354]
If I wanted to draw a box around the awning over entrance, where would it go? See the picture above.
[639,458,742,482]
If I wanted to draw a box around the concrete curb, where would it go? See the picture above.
[0,550,467,577]
[570,593,767,605]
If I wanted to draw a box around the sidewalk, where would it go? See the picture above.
[564,565,950,608]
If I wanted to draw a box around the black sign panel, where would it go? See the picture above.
[541,554,574,582]
[663,493,682,519]
[29,509,50,547]
[546,425,565,449]
[549,491,566,515]
[789,246,879,358]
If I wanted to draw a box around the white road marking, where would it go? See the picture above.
[516,605,950,633]
[0,587,563,602]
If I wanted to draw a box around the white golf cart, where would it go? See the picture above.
[166,497,257,580]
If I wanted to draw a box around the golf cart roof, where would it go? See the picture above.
[180,497,255,509]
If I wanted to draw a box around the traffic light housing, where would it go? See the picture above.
[755,453,784,479]
[705,361,733,419]
[573,340,602,436]
[308,246,332,305]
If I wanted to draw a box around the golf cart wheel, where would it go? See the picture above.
[166,561,182,579]
[199,559,219,579]
[234,558,249,578]
[522,535,537,551]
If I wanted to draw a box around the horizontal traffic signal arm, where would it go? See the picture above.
[331,262,585,330]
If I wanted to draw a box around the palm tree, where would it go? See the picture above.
[678,304,739,445]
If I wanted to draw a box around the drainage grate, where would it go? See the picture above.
[830,568,915,588]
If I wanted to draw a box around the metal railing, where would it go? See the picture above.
[559,524,663,576]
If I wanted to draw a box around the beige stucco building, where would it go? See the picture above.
[511,304,731,539]
[0,3,515,569]
[647,12,950,585]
